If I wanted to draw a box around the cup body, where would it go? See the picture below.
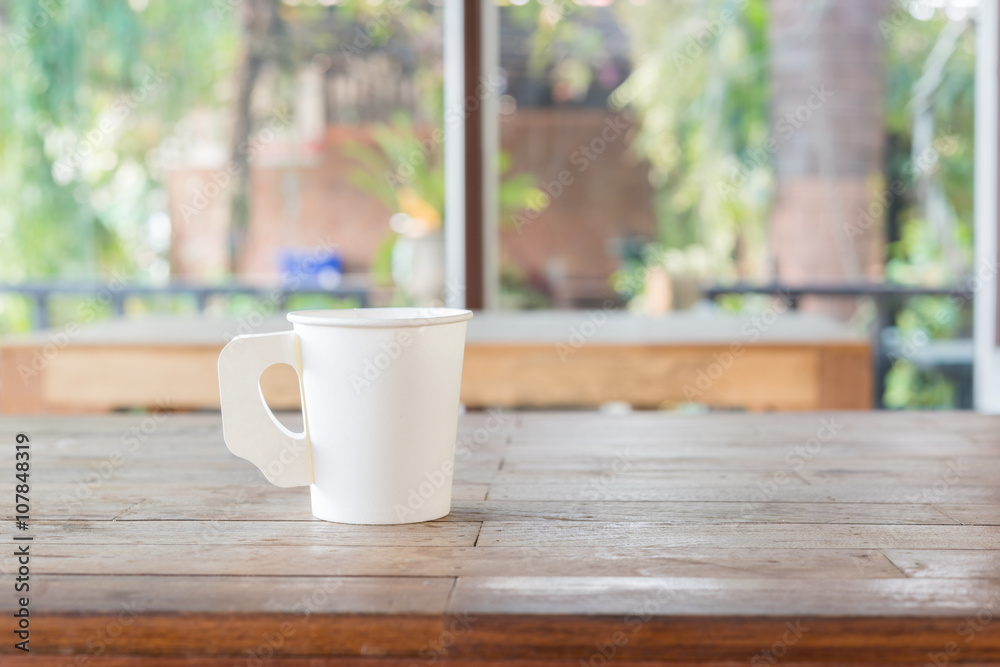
[290,308,470,524]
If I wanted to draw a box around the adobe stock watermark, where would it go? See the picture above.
[414,613,476,663]
[887,257,997,362]
[915,590,1000,667]
[879,0,935,38]
[52,66,168,184]
[844,133,959,243]
[750,620,809,665]
[383,69,506,192]
[347,280,466,395]
[198,469,273,551]
[236,577,346,666]
[454,408,508,462]
[902,459,967,504]
[177,107,292,225]
[66,600,141,664]
[394,409,507,522]
[16,271,131,383]
[349,328,416,395]
[739,417,843,519]
[556,300,618,362]
[672,0,750,70]
[681,291,794,400]
[224,234,343,340]
[338,0,408,61]
[511,114,633,234]
[719,85,833,199]
[579,450,633,501]
[378,3,582,193]
[610,244,694,302]
[579,581,677,667]
[59,399,173,508]
[6,0,64,55]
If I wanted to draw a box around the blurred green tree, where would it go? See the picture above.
[0,0,239,281]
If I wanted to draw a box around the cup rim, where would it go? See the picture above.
[286,307,473,328]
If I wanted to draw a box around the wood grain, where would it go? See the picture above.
[1,411,999,664]
[35,545,904,578]
[28,520,482,546]
[475,521,1000,549]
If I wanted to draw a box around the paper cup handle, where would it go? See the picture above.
[218,331,312,487]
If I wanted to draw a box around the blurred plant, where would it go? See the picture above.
[344,112,546,297]
[343,114,445,224]
[881,4,975,408]
[612,0,771,281]
[885,5,975,282]
[0,0,238,281]
[0,0,239,332]
[346,113,543,227]
[499,263,552,310]
[612,243,723,312]
[884,360,955,409]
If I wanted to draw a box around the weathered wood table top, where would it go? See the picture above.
[4,410,1000,665]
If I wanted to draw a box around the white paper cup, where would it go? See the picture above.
[219,307,473,524]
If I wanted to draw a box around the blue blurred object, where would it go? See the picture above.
[278,248,343,289]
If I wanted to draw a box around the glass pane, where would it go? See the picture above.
[493,0,977,408]
[0,0,446,334]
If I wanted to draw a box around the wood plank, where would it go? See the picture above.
[818,344,872,408]
[476,522,1000,549]
[31,483,490,521]
[25,613,448,658]
[1,313,872,413]
[455,466,999,487]
[30,495,958,525]
[29,520,482,546]
[936,503,1000,525]
[443,500,958,525]
[35,545,903,579]
[0,346,46,413]
[883,549,1000,579]
[17,613,1000,663]
[447,576,1000,617]
[446,615,1000,663]
[29,574,455,614]
[42,346,295,411]
[485,482,1000,504]
[461,344,825,410]
[10,661,1000,667]
[497,452,999,473]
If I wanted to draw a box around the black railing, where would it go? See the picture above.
[0,279,371,330]
[702,281,975,306]
[703,281,976,408]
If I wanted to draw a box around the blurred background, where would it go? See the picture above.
[0,0,986,412]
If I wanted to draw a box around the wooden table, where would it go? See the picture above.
[0,310,871,413]
[4,410,999,664]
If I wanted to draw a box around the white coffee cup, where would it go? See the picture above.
[218,307,473,524]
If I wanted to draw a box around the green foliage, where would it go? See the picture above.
[0,0,238,284]
[343,112,445,215]
[613,0,771,275]
[884,360,955,409]
[371,233,398,287]
[344,112,545,228]
[884,14,975,279]
[881,11,975,408]
[499,263,551,310]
